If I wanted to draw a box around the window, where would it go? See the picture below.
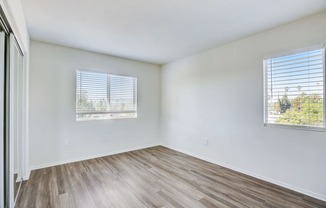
[264,47,325,130]
[76,70,137,121]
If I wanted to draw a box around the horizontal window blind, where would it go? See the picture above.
[264,48,325,129]
[109,75,136,112]
[76,70,137,120]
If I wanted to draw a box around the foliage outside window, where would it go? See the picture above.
[264,47,325,130]
[76,70,137,121]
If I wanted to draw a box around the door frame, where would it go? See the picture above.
[8,33,24,208]
[0,10,10,208]
[0,31,5,208]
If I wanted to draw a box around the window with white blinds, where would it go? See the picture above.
[76,70,137,120]
[264,47,325,130]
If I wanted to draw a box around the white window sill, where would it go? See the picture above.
[264,123,325,132]
[76,112,137,121]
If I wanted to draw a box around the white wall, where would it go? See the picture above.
[161,12,326,200]
[29,41,160,169]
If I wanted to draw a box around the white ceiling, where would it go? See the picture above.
[22,0,326,64]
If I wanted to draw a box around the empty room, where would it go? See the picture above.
[1,0,326,207]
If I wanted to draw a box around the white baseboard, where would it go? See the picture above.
[160,144,326,202]
[29,144,159,172]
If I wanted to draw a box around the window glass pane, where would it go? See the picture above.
[109,75,136,112]
[265,48,324,128]
[76,70,137,120]
[76,70,108,113]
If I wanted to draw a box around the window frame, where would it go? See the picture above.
[263,44,326,131]
[75,68,138,121]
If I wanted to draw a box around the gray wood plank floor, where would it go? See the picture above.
[16,146,326,208]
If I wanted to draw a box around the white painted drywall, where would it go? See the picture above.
[22,0,326,64]
[29,41,160,169]
[161,12,326,200]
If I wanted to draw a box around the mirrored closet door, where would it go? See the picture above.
[9,34,23,206]
[8,33,24,207]
[1,8,25,208]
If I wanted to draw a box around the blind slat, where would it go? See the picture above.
[267,79,324,87]
[266,59,322,69]
[268,66,322,76]
[267,75,323,83]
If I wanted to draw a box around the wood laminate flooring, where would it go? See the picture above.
[16,146,326,208]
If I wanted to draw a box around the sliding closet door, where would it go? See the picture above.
[0,31,5,208]
[8,33,24,207]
